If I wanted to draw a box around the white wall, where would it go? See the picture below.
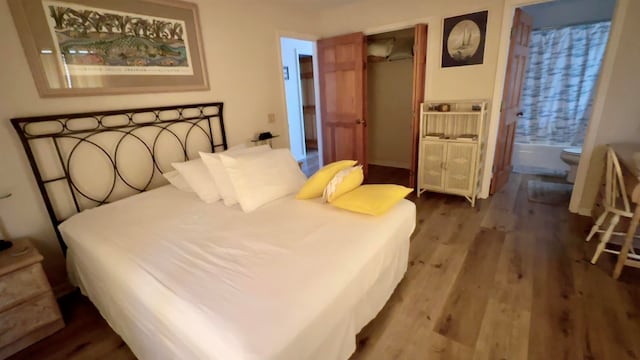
[367,59,414,169]
[0,0,318,291]
[317,0,504,102]
[570,0,640,214]
[523,0,615,29]
[280,37,313,161]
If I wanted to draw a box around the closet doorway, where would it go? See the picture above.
[317,25,427,187]
[366,28,416,186]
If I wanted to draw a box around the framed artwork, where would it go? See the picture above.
[8,0,209,97]
[442,10,488,68]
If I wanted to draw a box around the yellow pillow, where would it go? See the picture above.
[296,160,357,199]
[323,166,364,203]
[330,184,412,216]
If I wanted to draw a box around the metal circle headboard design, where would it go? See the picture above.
[11,102,227,253]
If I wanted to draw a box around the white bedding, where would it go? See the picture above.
[61,185,416,360]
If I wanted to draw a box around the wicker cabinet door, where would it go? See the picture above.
[444,143,477,195]
[420,141,446,190]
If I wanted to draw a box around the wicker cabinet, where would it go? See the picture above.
[417,100,488,206]
[420,141,446,190]
[444,142,478,195]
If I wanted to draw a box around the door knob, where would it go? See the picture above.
[516,111,524,117]
[355,119,365,125]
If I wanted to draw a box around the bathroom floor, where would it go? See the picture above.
[512,168,574,205]
[513,164,567,178]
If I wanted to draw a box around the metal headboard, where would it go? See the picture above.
[12,102,227,253]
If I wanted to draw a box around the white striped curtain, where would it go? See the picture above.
[516,21,611,146]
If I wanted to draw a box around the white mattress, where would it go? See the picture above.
[61,185,416,360]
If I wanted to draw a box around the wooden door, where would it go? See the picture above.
[490,8,532,194]
[317,33,367,173]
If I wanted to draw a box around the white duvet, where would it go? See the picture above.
[61,185,416,360]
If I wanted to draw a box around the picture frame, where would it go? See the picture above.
[8,0,209,97]
[441,10,488,68]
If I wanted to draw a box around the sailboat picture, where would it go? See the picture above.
[442,11,488,67]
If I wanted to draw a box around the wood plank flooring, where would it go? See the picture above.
[9,173,640,360]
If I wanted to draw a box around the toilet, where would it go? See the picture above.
[560,147,582,183]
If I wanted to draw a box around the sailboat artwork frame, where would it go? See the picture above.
[441,10,488,68]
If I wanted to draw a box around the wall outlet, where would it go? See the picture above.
[267,113,276,124]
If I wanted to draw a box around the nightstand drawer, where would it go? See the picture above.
[0,292,62,348]
[0,263,50,313]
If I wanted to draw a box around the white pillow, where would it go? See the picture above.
[162,170,194,192]
[368,38,394,57]
[200,145,271,206]
[220,148,306,212]
[171,158,219,203]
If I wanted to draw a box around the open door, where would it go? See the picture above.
[317,32,367,174]
[490,8,533,194]
[410,24,428,189]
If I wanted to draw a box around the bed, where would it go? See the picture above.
[12,103,416,359]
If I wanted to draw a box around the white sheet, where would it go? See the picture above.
[61,185,416,360]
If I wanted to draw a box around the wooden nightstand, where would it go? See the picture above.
[0,239,64,358]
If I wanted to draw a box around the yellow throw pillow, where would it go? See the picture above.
[296,160,357,199]
[330,184,412,216]
[323,166,364,203]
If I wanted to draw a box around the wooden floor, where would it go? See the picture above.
[10,173,640,360]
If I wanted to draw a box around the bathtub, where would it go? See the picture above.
[512,143,570,176]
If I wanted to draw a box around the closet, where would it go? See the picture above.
[316,25,427,186]
[366,28,415,172]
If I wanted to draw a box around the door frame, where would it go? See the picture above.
[363,20,430,187]
[483,0,623,214]
[275,31,322,162]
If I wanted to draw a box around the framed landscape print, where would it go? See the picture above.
[8,0,209,97]
[442,10,488,68]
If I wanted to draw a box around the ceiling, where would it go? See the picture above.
[263,0,361,10]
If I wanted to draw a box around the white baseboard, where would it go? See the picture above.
[369,160,410,169]
[577,206,593,217]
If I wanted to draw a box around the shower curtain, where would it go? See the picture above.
[516,21,611,146]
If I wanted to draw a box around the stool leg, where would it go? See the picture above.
[586,210,609,242]
[591,214,619,264]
